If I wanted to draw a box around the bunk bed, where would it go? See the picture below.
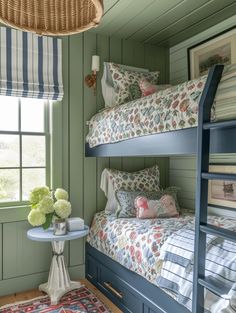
[85,65,236,313]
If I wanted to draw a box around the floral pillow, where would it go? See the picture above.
[108,63,159,105]
[139,79,172,97]
[115,190,162,218]
[135,186,180,219]
[100,165,160,215]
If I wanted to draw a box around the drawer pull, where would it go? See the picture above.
[104,282,123,299]
[87,273,93,279]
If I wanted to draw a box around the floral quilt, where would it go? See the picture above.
[87,211,236,290]
[87,210,195,284]
[86,75,207,147]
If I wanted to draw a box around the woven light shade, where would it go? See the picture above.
[0,0,103,36]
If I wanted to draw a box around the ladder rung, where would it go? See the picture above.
[203,120,236,130]
[202,172,236,181]
[200,223,236,242]
[198,277,231,299]
[207,203,236,212]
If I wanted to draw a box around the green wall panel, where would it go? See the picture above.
[68,34,84,267]
[83,32,98,225]
[0,224,2,281]
[3,221,51,279]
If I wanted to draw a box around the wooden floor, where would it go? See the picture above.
[0,279,122,312]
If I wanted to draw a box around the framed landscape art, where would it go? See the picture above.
[208,165,236,209]
[188,27,236,79]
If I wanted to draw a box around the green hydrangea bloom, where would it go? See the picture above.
[29,186,50,206]
[37,196,54,214]
[54,199,71,219]
[28,209,46,226]
[54,188,69,201]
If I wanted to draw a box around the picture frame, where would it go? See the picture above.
[208,165,236,209]
[188,27,236,79]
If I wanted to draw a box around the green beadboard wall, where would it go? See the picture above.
[0,33,169,296]
[169,15,236,214]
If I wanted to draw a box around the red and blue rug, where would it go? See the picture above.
[0,286,112,313]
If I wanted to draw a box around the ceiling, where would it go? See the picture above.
[92,0,236,46]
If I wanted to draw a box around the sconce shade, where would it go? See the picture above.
[92,55,100,72]
[0,0,103,36]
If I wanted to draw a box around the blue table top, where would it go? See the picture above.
[27,225,89,242]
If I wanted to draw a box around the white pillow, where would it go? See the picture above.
[101,62,149,108]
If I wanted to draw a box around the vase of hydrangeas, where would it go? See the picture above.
[27,186,72,235]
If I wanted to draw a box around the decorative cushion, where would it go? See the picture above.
[108,63,159,105]
[100,165,160,215]
[115,190,161,218]
[139,79,172,97]
[135,187,180,219]
[101,62,149,108]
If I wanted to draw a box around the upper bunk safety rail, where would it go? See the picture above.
[198,64,225,122]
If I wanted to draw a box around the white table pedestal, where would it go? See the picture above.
[39,241,81,305]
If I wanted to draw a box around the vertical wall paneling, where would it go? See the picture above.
[61,37,70,191]
[121,39,146,172]
[3,222,51,279]
[96,34,110,211]
[169,15,236,211]
[108,37,123,171]
[0,224,2,281]
[83,32,98,225]
[69,34,84,267]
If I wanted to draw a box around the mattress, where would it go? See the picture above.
[87,211,236,313]
[86,64,236,148]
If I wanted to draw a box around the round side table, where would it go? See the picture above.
[27,226,89,305]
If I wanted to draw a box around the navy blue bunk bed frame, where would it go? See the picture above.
[85,64,236,313]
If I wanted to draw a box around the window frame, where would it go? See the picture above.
[0,98,51,207]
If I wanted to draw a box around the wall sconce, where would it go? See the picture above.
[85,55,100,94]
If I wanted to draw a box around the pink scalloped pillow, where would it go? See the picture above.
[135,194,179,219]
[139,79,171,97]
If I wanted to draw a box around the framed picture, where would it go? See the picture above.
[208,165,236,209]
[188,27,236,79]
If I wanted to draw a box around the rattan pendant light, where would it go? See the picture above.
[0,0,103,36]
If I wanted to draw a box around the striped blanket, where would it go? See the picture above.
[157,220,236,313]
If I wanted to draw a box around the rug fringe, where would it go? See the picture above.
[0,285,85,310]
[0,295,48,310]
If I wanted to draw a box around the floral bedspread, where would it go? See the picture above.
[87,210,195,284]
[87,211,236,289]
[86,76,207,147]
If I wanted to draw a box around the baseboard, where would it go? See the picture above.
[0,264,85,297]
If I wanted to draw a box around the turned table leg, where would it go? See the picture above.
[39,240,81,304]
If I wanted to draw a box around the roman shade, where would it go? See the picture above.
[0,27,63,100]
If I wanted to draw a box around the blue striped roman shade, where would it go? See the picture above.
[0,27,63,100]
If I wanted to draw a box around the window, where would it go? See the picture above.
[0,96,51,206]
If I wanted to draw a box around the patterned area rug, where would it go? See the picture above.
[0,286,112,313]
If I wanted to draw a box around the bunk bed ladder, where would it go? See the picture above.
[192,64,233,313]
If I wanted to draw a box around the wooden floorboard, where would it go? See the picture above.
[0,279,122,312]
